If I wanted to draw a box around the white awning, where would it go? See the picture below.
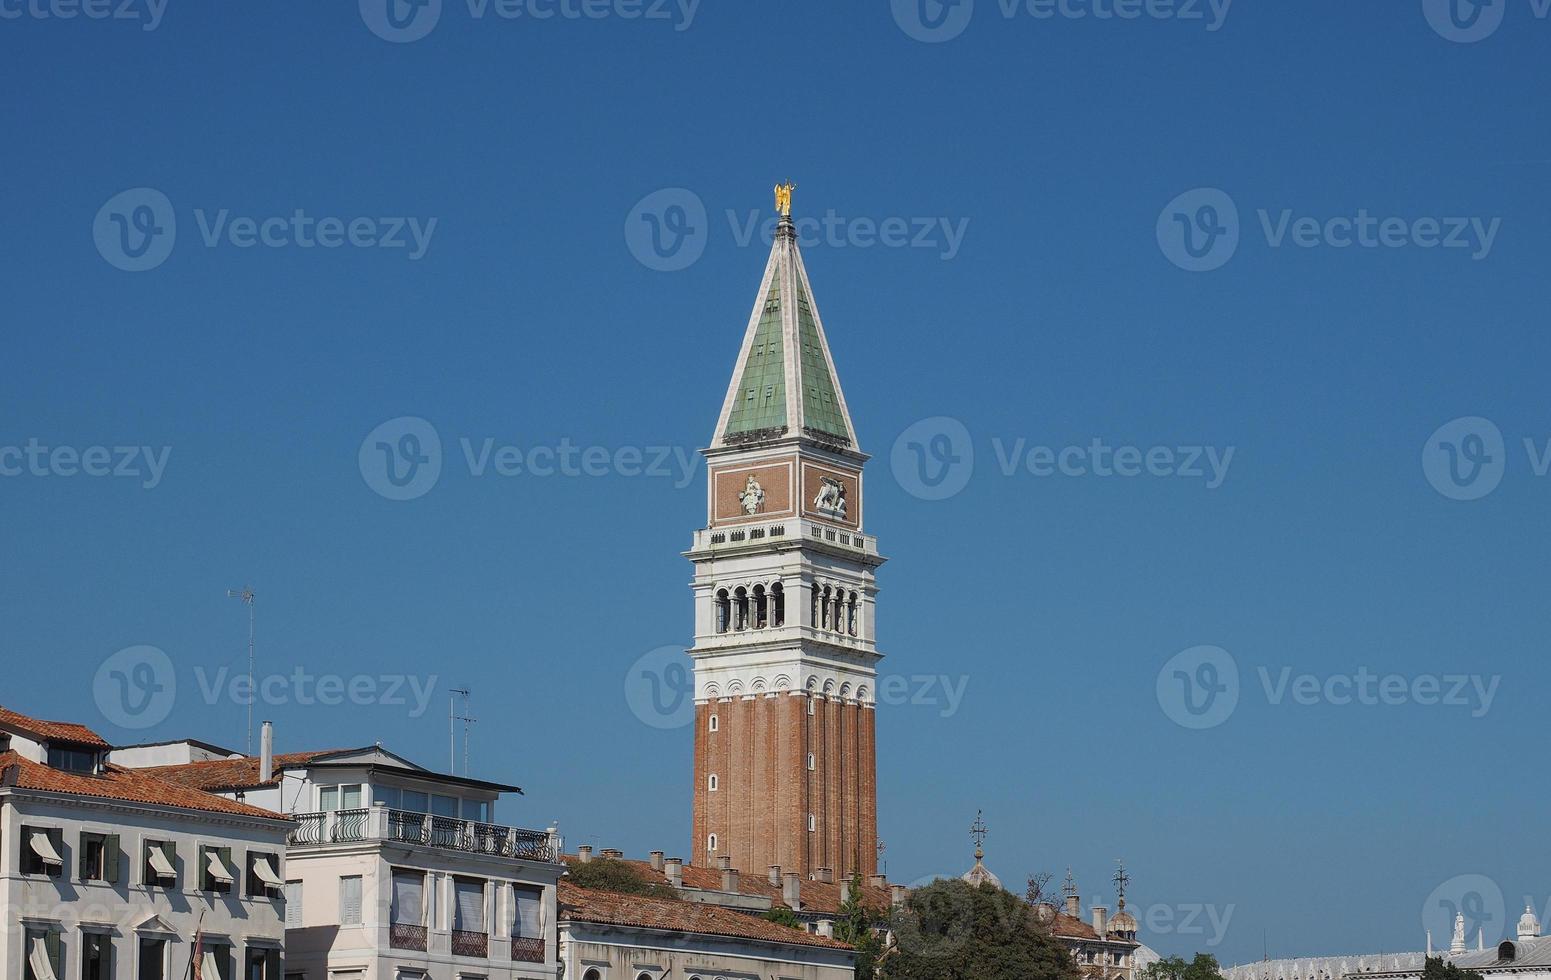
[28,937,58,980]
[205,852,234,883]
[200,950,221,980]
[252,856,283,887]
[147,847,176,880]
[29,831,62,866]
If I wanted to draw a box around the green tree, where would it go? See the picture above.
[1139,954,1228,980]
[566,858,679,900]
[764,905,804,929]
[881,879,1082,980]
[834,872,884,979]
[1421,956,1486,980]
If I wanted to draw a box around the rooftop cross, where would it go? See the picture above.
[970,810,988,860]
[1114,860,1130,911]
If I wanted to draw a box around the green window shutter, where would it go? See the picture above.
[105,835,120,884]
[79,836,91,882]
[199,845,210,889]
[45,930,62,977]
[162,840,176,884]
[265,948,280,979]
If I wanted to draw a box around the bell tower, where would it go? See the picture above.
[687,185,884,880]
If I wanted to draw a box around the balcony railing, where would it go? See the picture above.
[451,929,488,958]
[288,807,556,862]
[511,936,545,963]
[389,923,427,952]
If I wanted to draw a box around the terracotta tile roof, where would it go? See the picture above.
[1051,913,1100,940]
[0,751,286,821]
[0,706,109,748]
[143,750,343,792]
[560,855,892,915]
[558,882,853,951]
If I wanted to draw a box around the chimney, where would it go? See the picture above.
[867,874,887,889]
[259,721,274,783]
[769,865,782,886]
[817,919,834,939]
[649,851,665,872]
[840,879,852,904]
[784,872,804,911]
[717,855,732,871]
[577,846,593,864]
[891,884,907,908]
[815,867,834,884]
[722,865,739,893]
[1065,893,1080,918]
[601,848,624,860]
[664,858,683,889]
[1093,905,1108,936]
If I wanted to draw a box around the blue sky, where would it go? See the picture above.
[3,0,1549,965]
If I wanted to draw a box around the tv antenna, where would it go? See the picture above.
[449,688,475,775]
[225,586,256,755]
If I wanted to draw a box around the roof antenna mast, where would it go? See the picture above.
[449,688,474,775]
[225,586,256,755]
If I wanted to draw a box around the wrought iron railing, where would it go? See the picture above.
[389,922,427,951]
[511,936,545,963]
[288,807,556,861]
[451,929,488,958]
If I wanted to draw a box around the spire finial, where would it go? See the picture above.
[1113,859,1130,911]
[774,181,795,218]
[970,809,987,861]
[1062,867,1078,900]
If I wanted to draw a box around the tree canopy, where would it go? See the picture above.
[881,879,1081,980]
[1139,953,1228,980]
[1421,956,1486,980]
[565,858,679,900]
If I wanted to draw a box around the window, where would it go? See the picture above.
[376,786,401,809]
[138,938,166,980]
[339,875,363,925]
[319,784,363,811]
[284,882,303,927]
[431,795,459,818]
[714,589,730,633]
[24,927,61,980]
[706,834,717,852]
[392,870,425,925]
[200,845,235,893]
[771,582,785,626]
[81,931,110,980]
[401,790,429,813]
[247,851,283,898]
[22,826,64,877]
[45,746,97,773]
[453,878,485,932]
[807,753,816,770]
[707,774,718,791]
[511,886,543,939]
[79,833,120,883]
[808,814,816,832]
[144,840,176,886]
[461,799,488,823]
[583,971,602,980]
[708,715,718,732]
[246,947,281,980]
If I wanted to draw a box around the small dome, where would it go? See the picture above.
[1111,909,1139,932]
[962,857,1002,889]
[1519,906,1541,941]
